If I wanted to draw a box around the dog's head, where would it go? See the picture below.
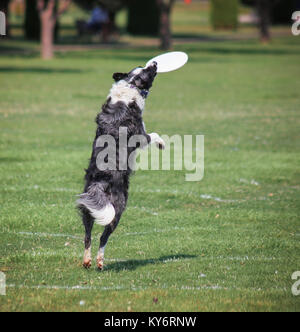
[113,62,158,92]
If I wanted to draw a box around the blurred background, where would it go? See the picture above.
[1,0,300,58]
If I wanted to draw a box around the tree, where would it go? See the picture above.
[211,0,238,30]
[127,0,178,50]
[127,0,159,36]
[156,0,176,50]
[241,0,299,25]
[271,0,299,25]
[37,0,71,59]
[241,0,271,42]
[256,0,271,43]
[25,0,40,40]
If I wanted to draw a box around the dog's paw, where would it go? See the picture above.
[156,138,165,150]
[96,258,104,271]
[83,259,92,269]
[83,248,92,269]
[149,133,165,150]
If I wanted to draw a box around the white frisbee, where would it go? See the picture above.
[146,51,188,73]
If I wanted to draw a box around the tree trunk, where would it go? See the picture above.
[257,0,271,43]
[41,13,55,59]
[38,0,70,59]
[157,0,175,50]
[160,7,171,50]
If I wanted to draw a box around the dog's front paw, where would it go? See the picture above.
[149,133,165,150]
[156,137,165,150]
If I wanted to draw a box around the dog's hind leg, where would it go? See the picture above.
[96,188,127,270]
[82,209,94,269]
[96,218,120,270]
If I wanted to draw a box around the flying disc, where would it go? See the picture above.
[146,51,188,73]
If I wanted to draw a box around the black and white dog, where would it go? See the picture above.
[77,62,165,269]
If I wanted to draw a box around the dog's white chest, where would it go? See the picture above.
[108,81,145,110]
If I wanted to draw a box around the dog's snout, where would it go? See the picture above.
[149,61,157,75]
[145,61,157,70]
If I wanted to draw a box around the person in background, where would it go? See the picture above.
[87,4,109,33]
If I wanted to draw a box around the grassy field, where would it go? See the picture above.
[0,3,300,312]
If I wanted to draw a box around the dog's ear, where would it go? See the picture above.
[113,73,128,82]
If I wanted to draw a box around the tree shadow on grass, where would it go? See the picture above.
[0,157,28,163]
[0,44,39,57]
[102,254,197,272]
[189,46,299,56]
[0,66,87,74]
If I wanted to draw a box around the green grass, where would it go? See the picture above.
[1,3,300,311]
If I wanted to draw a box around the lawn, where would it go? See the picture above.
[0,4,300,312]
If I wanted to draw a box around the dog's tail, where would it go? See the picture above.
[77,182,115,226]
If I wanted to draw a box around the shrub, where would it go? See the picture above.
[211,0,239,30]
[127,0,159,36]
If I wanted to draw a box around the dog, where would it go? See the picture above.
[77,61,165,270]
